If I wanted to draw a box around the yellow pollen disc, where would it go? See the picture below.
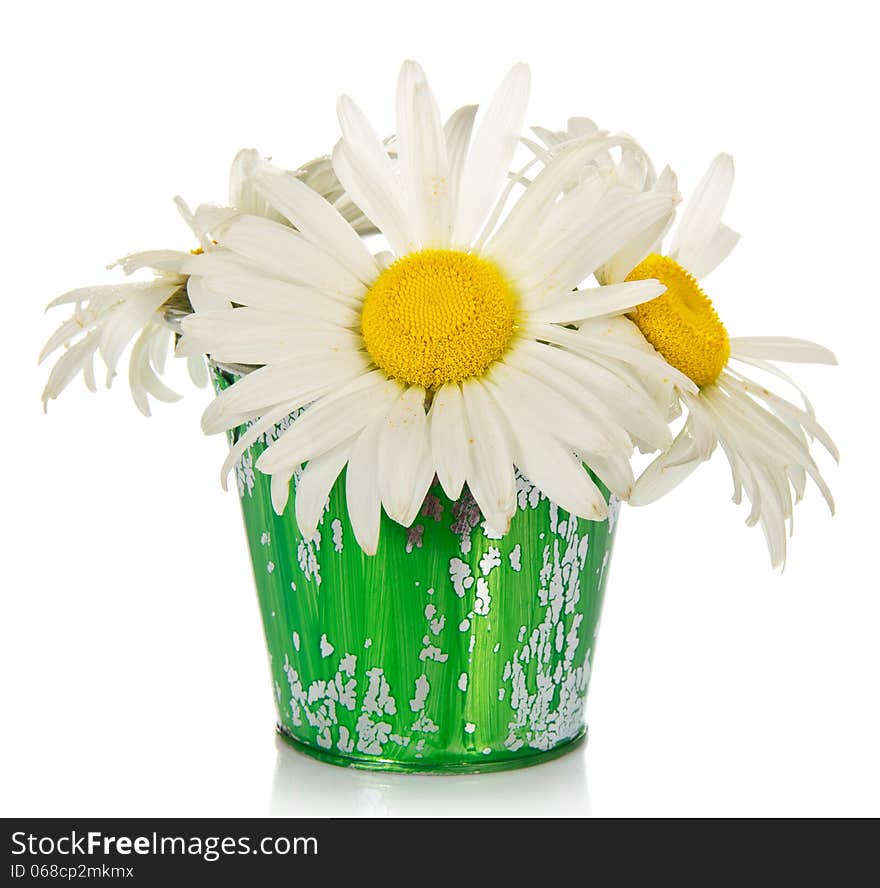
[361,249,518,388]
[625,253,730,387]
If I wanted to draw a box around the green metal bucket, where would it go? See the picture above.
[219,369,619,773]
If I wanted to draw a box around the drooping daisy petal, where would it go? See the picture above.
[377,385,433,525]
[489,361,622,457]
[46,281,153,312]
[256,372,402,475]
[705,384,834,515]
[484,376,608,520]
[630,423,710,506]
[577,450,634,502]
[128,324,183,417]
[452,63,531,246]
[218,399,301,491]
[41,329,101,409]
[460,379,517,532]
[295,437,357,540]
[39,316,95,364]
[428,383,470,500]
[187,355,209,388]
[527,320,696,394]
[110,250,192,276]
[271,469,295,516]
[345,415,386,555]
[719,374,839,461]
[99,282,179,380]
[396,60,451,248]
[514,339,672,452]
[727,353,816,417]
[200,349,371,433]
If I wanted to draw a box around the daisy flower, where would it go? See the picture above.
[180,60,697,554]
[597,153,837,567]
[40,148,337,414]
[39,195,210,415]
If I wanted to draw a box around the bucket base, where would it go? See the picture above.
[276,724,587,775]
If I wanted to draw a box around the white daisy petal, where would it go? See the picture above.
[729,337,837,365]
[576,450,634,501]
[198,273,361,326]
[256,372,401,475]
[253,162,379,284]
[211,214,366,304]
[228,148,289,225]
[452,63,531,246]
[515,340,672,451]
[629,424,709,506]
[41,330,101,409]
[720,374,839,461]
[516,188,679,306]
[128,325,182,417]
[39,316,92,364]
[706,385,835,515]
[444,104,478,214]
[377,385,432,526]
[528,320,696,394]
[396,60,451,248]
[727,354,816,417]
[334,95,414,255]
[187,355,208,388]
[490,143,656,270]
[428,383,470,500]
[179,308,363,365]
[219,399,302,491]
[181,250,262,279]
[529,280,665,325]
[669,153,735,270]
[295,438,356,540]
[460,379,517,531]
[110,250,191,276]
[688,223,740,280]
[598,166,679,284]
[185,275,231,313]
[485,377,608,520]
[490,361,621,457]
[201,350,370,433]
[99,282,179,379]
[271,469,295,517]
[345,415,386,556]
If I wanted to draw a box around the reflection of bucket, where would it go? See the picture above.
[221,369,619,773]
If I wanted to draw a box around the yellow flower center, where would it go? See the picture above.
[625,254,730,387]
[361,249,518,388]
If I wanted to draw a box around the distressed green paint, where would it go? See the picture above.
[218,370,618,773]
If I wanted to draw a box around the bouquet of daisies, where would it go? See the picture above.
[41,61,836,569]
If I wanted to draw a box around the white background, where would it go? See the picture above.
[3,0,878,817]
